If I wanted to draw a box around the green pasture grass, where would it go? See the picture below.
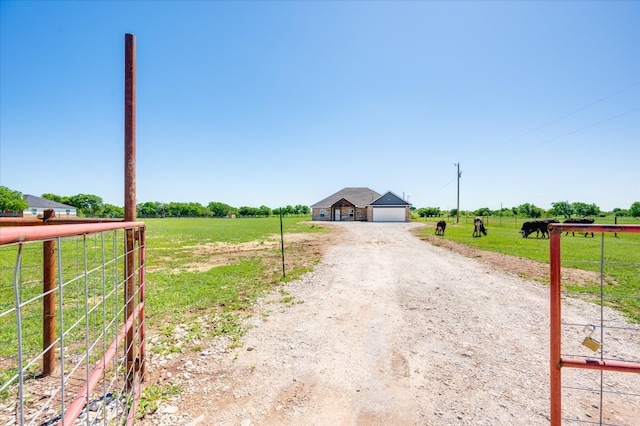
[144,215,318,247]
[142,216,324,344]
[416,218,640,323]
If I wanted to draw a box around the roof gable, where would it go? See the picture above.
[311,187,381,209]
[369,191,410,206]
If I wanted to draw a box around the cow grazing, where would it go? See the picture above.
[473,217,487,237]
[435,220,446,236]
[520,219,559,239]
[563,218,595,237]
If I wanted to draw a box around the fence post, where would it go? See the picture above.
[125,230,136,390]
[124,32,137,390]
[138,226,146,381]
[549,227,562,425]
[43,240,56,376]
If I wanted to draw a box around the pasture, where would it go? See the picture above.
[415,215,640,323]
[141,216,325,343]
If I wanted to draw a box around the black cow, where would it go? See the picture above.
[473,217,487,237]
[563,218,595,237]
[520,219,559,239]
[435,220,446,236]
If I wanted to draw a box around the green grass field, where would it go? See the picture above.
[414,215,640,323]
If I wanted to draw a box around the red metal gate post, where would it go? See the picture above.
[42,239,56,376]
[549,225,562,426]
[138,226,146,380]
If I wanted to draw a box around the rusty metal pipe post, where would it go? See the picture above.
[549,225,562,426]
[138,227,146,381]
[124,33,136,222]
[42,239,56,376]
[124,32,137,390]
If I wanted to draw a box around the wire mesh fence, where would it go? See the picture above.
[0,222,146,425]
[549,223,640,426]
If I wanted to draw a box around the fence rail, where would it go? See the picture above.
[549,223,640,426]
[0,221,146,425]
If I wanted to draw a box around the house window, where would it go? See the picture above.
[349,208,354,217]
[31,209,37,215]
[319,209,325,217]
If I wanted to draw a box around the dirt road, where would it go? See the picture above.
[140,222,639,425]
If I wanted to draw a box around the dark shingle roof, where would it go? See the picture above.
[24,194,76,210]
[310,187,381,208]
[369,191,411,206]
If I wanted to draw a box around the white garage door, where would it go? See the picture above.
[372,207,405,222]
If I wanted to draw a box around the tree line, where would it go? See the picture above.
[416,201,640,219]
[0,186,310,218]
[2,186,638,219]
[137,201,310,218]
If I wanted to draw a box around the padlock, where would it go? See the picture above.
[582,336,601,351]
[582,324,600,352]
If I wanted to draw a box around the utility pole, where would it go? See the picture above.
[455,163,461,224]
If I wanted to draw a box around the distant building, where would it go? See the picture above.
[23,194,77,218]
[311,187,411,222]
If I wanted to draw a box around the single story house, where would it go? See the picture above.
[23,194,77,218]
[311,187,411,222]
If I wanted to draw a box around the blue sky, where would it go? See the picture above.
[1,1,638,212]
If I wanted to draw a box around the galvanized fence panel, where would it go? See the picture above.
[0,222,145,425]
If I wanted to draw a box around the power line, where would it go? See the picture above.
[501,105,640,158]
[480,81,640,156]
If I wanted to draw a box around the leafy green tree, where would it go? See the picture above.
[550,201,574,219]
[517,203,543,218]
[67,193,104,217]
[0,186,28,212]
[572,202,600,217]
[238,206,259,216]
[475,207,492,217]
[137,201,159,217]
[258,205,272,217]
[449,208,458,217]
[630,202,640,218]
[293,204,309,215]
[417,207,441,217]
[207,201,236,217]
[103,204,124,218]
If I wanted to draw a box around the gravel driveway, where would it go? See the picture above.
[141,222,639,425]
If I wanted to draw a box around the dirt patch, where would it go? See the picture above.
[148,229,342,275]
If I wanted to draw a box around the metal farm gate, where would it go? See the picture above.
[0,220,146,425]
[549,223,640,425]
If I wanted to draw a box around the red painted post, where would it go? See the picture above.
[138,226,146,381]
[124,32,137,390]
[42,240,56,376]
[549,225,562,426]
